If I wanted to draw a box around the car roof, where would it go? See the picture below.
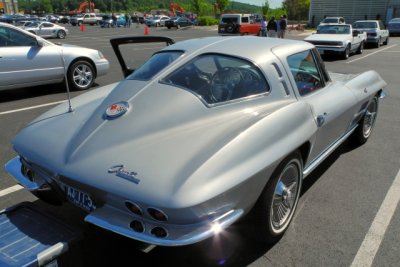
[161,36,313,62]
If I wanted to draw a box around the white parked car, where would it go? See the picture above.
[0,22,109,91]
[304,24,367,59]
[352,20,389,47]
[319,17,345,25]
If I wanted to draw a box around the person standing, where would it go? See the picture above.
[260,16,267,37]
[267,16,277,37]
[279,15,288,38]
[111,13,117,28]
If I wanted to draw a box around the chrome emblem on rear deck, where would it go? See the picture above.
[108,165,140,184]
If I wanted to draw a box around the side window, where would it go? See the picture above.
[287,50,324,96]
[162,54,269,105]
[0,26,37,47]
[242,17,249,23]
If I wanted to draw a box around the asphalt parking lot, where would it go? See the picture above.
[1,24,399,266]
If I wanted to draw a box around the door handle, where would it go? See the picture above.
[317,112,328,127]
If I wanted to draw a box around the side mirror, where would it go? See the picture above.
[36,38,45,47]
[352,30,359,36]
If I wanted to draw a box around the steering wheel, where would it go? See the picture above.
[210,67,242,103]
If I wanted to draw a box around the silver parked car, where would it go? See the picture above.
[5,36,386,248]
[387,17,400,36]
[0,22,109,91]
[22,21,68,39]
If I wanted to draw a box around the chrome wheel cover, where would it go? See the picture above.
[363,99,377,138]
[72,64,93,89]
[270,159,301,234]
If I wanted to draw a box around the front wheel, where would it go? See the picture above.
[342,44,351,59]
[249,151,303,244]
[350,96,379,145]
[67,60,95,91]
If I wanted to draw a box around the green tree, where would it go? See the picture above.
[283,0,309,20]
[261,0,269,16]
[192,0,207,16]
[216,0,229,15]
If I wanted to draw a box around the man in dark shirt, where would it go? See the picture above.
[267,16,277,37]
[279,15,288,38]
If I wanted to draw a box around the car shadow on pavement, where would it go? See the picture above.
[301,139,360,196]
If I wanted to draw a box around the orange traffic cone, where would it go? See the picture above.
[144,26,149,35]
[80,23,85,32]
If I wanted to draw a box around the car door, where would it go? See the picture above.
[0,25,64,90]
[38,22,54,37]
[286,49,359,161]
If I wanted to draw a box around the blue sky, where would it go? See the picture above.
[236,0,283,8]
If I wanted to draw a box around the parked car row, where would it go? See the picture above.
[306,18,393,60]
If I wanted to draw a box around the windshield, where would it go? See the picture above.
[128,51,183,81]
[25,21,40,27]
[390,18,400,23]
[352,22,377,28]
[317,25,350,34]
[322,18,338,23]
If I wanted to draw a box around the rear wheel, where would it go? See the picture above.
[57,30,66,39]
[357,41,364,54]
[383,36,389,45]
[67,60,95,91]
[351,96,379,145]
[375,37,381,48]
[249,151,303,244]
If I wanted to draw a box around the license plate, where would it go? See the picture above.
[63,184,96,212]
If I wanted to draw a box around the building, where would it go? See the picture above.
[309,0,400,26]
[0,0,18,14]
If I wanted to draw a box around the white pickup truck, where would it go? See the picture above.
[304,24,367,59]
[352,20,389,47]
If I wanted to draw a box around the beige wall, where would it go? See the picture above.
[1,0,18,14]
[309,0,400,25]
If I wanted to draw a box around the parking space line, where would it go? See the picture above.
[0,100,66,116]
[350,168,400,267]
[347,44,398,63]
[0,185,23,198]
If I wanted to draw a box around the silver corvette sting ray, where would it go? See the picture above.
[5,36,386,248]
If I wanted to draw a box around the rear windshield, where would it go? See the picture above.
[128,51,183,81]
[221,17,239,24]
[322,18,338,23]
[353,22,377,28]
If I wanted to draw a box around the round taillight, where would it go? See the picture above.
[150,227,168,238]
[147,208,168,221]
[130,220,144,233]
[125,201,143,215]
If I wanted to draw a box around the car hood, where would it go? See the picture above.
[12,80,290,206]
[305,34,349,42]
